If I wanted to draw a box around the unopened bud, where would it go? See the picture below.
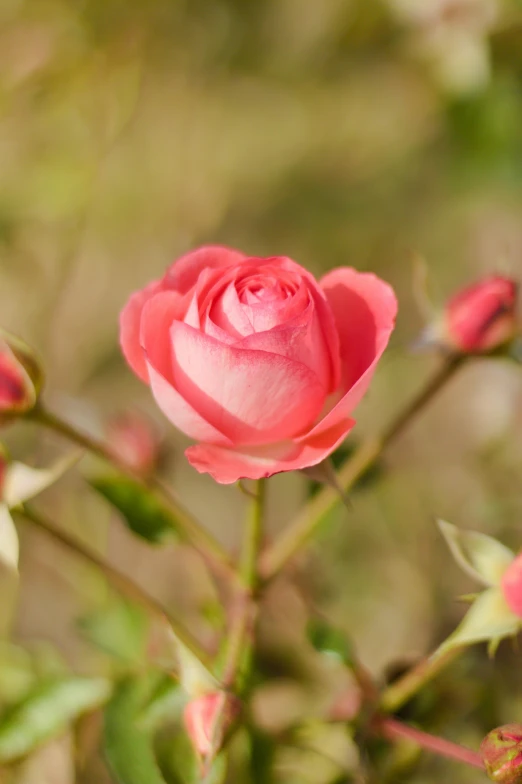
[106,410,161,476]
[183,692,240,761]
[420,276,518,355]
[481,724,522,783]
[0,332,42,422]
[501,553,522,618]
[445,276,518,353]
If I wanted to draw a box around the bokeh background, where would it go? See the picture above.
[2,0,522,781]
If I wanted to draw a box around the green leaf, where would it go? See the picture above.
[307,620,356,667]
[139,677,183,733]
[0,644,35,705]
[438,587,520,655]
[90,475,177,544]
[0,676,111,762]
[437,519,515,587]
[104,678,167,784]
[78,596,149,665]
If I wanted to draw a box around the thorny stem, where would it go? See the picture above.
[258,354,466,581]
[379,645,463,714]
[18,505,214,674]
[30,404,238,585]
[377,716,484,770]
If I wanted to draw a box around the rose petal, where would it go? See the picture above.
[303,269,396,437]
[185,417,355,483]
[237,298,332,390]
[209,281,254,338]
[140,290,186,382]
[170,322,326,445]
[146,360,232,444]
[119,280,164,382]
[164,245,247,295]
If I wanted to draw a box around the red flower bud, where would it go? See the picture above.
[501,553,522,618]
[444,276,518,354]
[0,334,41,421]
[481,724,522,783]
[106,411,161,476]
[183,692,240,761]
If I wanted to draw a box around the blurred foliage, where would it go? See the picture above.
[2,0,522,781]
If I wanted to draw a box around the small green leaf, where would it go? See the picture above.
[4,453,81,509]
[438,587,520,655]
[0,676,111,762]
[139,677,183,733]
[78,596,149,665]
[90,475,176,543]
[103,678,167,784]
[0,644,35,705]
[177,641,218,698]
[438,519,515,587]
[308,620,356,667]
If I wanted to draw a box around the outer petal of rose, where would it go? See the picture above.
[140,290,186,382]
[170,322,326,445]
[185,417,355,484]
[303,269,397,438]
[119,280,164,382]
[164,245,247,295]
[146,360,232,445]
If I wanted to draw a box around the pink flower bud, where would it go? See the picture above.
[444,276,518,354]
[106,411,161,476]
[0,337,39,420]
[481,724,522,783]
[183,692,240,761]
[501,553,522,618]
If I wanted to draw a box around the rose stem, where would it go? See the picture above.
[379,645,463,714]
[258,354,466,581]
[221,478,265,689]
[204,481,265,769]
[376,716,484,770]
[29,404,238,586]
[17,504,214,673]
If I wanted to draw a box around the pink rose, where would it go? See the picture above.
[501,552,522,618]
[445,275,518,353]
[120,246,396,484]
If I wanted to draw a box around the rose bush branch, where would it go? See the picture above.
[183,481,265,770]
[258,354,466,581]
[222,479,264,686]
[379,646,463,715]
[377,716,484,770]
[29,403,238,584]
[18,504,214,673]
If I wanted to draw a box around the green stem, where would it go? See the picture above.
[18,505,214,674]
[258,355,465,582]
[221,480,265,689]
[379,646,463,714]
[377,716,484,770]
[241,479,265,590]
[30,404,238,585]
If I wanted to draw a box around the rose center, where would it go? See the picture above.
[237,275,295,306]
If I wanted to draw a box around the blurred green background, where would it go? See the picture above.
[3,0,522,781]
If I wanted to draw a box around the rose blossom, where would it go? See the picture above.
[120,246,396,484]
[444,275,518,353]
[501,552,522,618]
